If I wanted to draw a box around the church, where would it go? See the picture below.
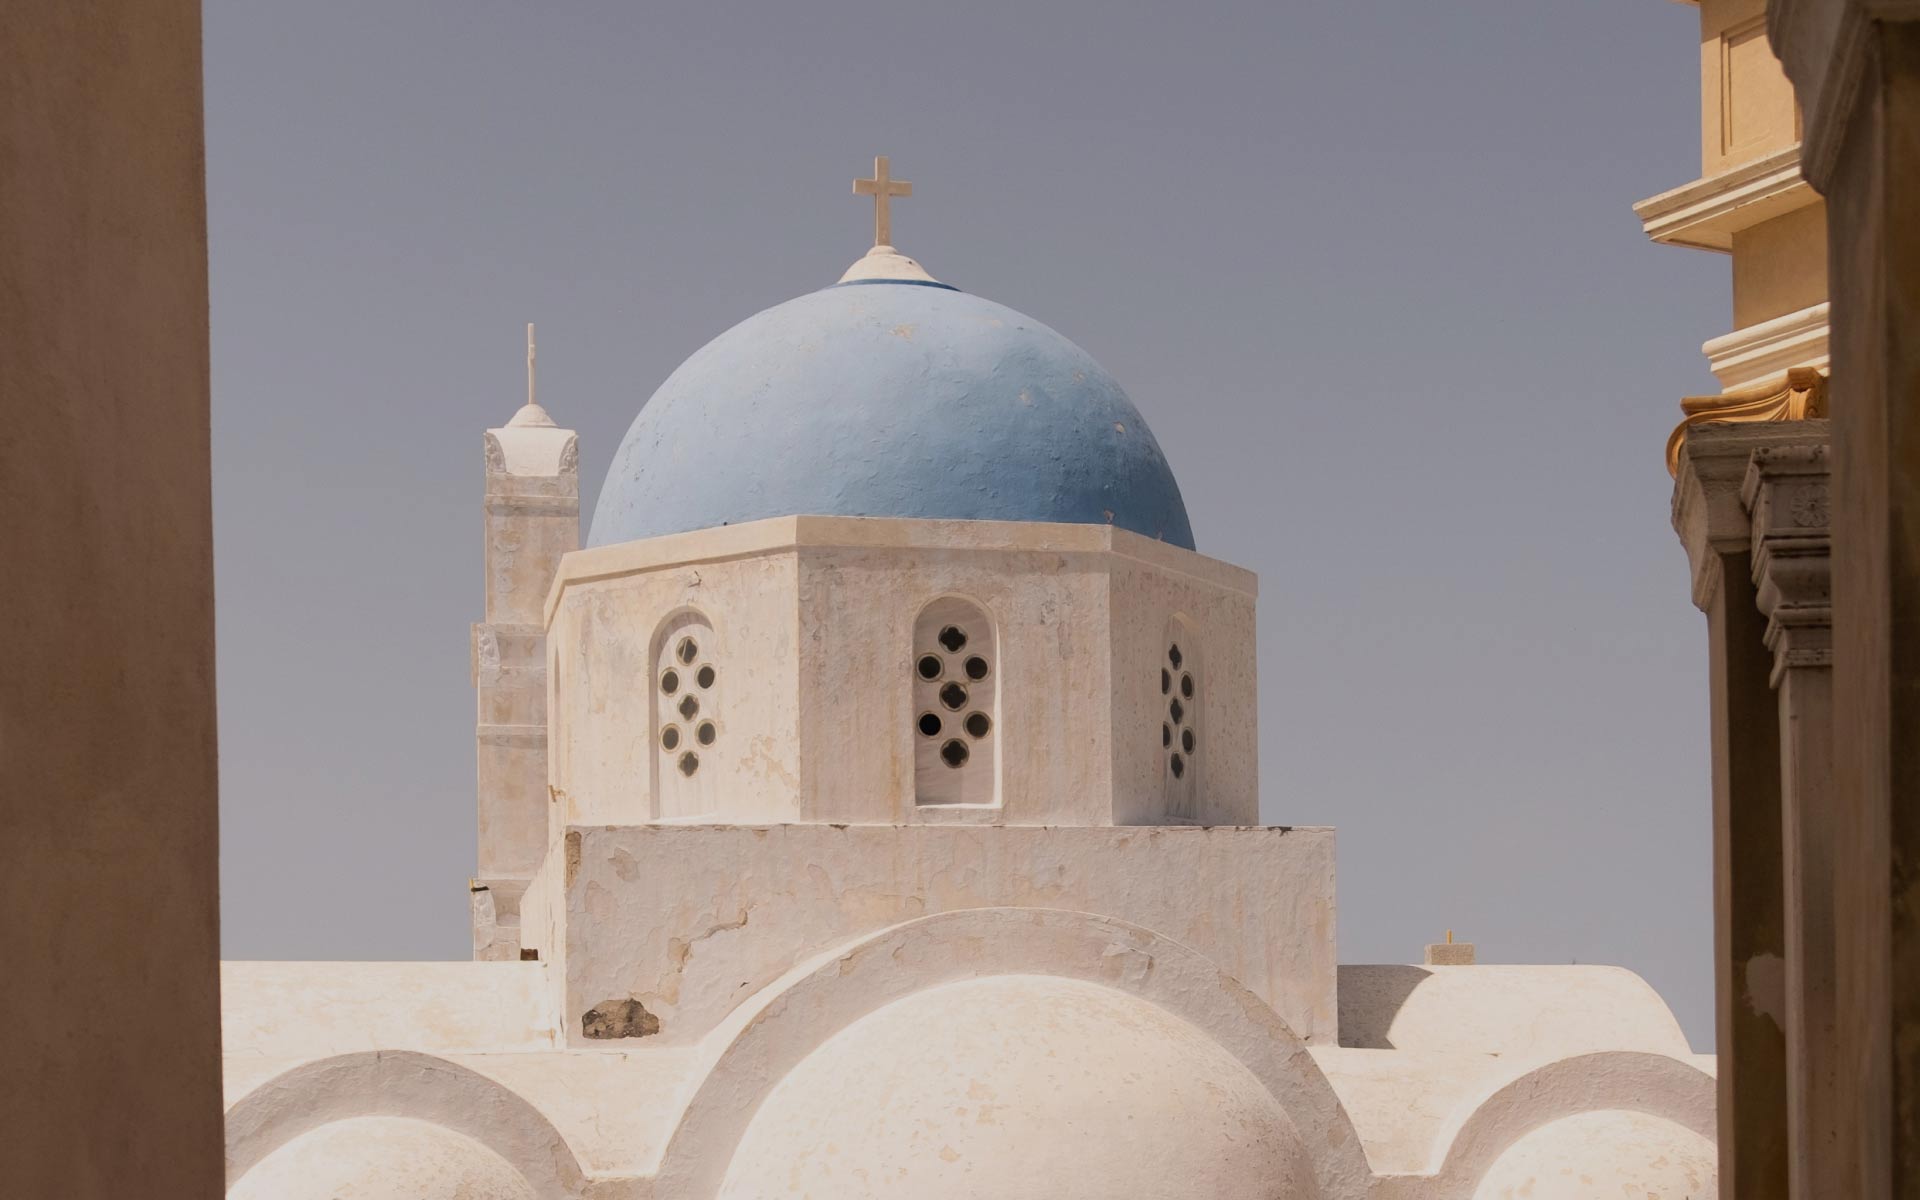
[212,159,1718,1199]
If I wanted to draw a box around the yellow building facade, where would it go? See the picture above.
[1638,0,1830,470]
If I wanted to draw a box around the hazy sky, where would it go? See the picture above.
[205,1,1726,1046]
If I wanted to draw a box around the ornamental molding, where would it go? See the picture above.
[1672,421,1830,612]
[1742,439,1834,685]
[1703,303,1830,391]
[1666,367,1829,476]
[1633,146,1816,251]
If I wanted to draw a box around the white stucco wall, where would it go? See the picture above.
[545,516,1257,829]
[554,822,1336,1048]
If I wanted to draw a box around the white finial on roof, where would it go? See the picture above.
[507,322,556,428]
[841,155,942,285]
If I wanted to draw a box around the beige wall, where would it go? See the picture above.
[1731,200,1829,328]
[1700,0,1801,175]
[0,3,226,1195]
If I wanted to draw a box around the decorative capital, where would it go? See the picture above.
[1743,437,1834,684]
[1673,420,1830,612]
[1666,367,1828,476]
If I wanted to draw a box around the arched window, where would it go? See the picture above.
[1162,617,1200,819]
[652,610,721,819]
[912,597,998,806]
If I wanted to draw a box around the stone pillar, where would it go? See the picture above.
[0,2,226,1194]
[1768,5,1920,1193]
[472,400,578,959]
[1743,438,1839,1196]
[1674,420,1810,1200]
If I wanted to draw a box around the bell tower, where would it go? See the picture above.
[471,325,579,959]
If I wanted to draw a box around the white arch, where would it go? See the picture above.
[654,906,1373,1200]
[1429,1050,1717,1198]
[223,1050,588,1198]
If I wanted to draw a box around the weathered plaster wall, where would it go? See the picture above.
[1107,544,1259,825]
[548,516,1256,827]
[222,962,562,1061]
[558,822,1336,1049]
[548,526,804,827]
[0,3,226,1194]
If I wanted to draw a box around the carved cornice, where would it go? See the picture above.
[1702,302,1830,391]
[1666,367,1829,476]
[1633,146,1817,251]
[1742,439,1834,685]
[1673,420,1831,612]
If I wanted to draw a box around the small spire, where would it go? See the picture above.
[507,321,556,428]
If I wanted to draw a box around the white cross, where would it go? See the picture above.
[852,155,912,248]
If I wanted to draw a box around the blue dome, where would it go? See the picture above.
[588,278,1194,549]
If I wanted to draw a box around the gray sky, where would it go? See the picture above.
[206,0,1725,1047]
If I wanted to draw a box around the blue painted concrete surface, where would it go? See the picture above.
[588,280,1195,549]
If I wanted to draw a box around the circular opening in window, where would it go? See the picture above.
[661,725,681,751]
[1161,668,1170,695]
[1182,728,1195,755]
[678,694,700,720]
[1170,753,1185,779]
[678,751,700,776]
[916,654,943,680]
[1180,673,1194,699]
[939,681,968,711]
[964,655,990,681]
[1169,697,1185,724]
[696,720,717,746]
[964,711,992,739]
[1168,643,1183,669]
[940,738,970,768]
[938,625,968,653]
[678,637,699,664]
[917,711,942,738]
[696,664,716,689]
[660,669,680,695]
[1162,723,1171,747]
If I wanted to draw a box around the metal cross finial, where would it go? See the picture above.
[526,323,536,409]
[852,155,912,248]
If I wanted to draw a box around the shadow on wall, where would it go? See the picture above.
[1336,965,1432,1048]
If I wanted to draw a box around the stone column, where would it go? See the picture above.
[1743,438,1839,1197]
[1673,420,1811,1200]
[0,2,226,1194]
[1768,4,1920,1193]
[472,403,578,959]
